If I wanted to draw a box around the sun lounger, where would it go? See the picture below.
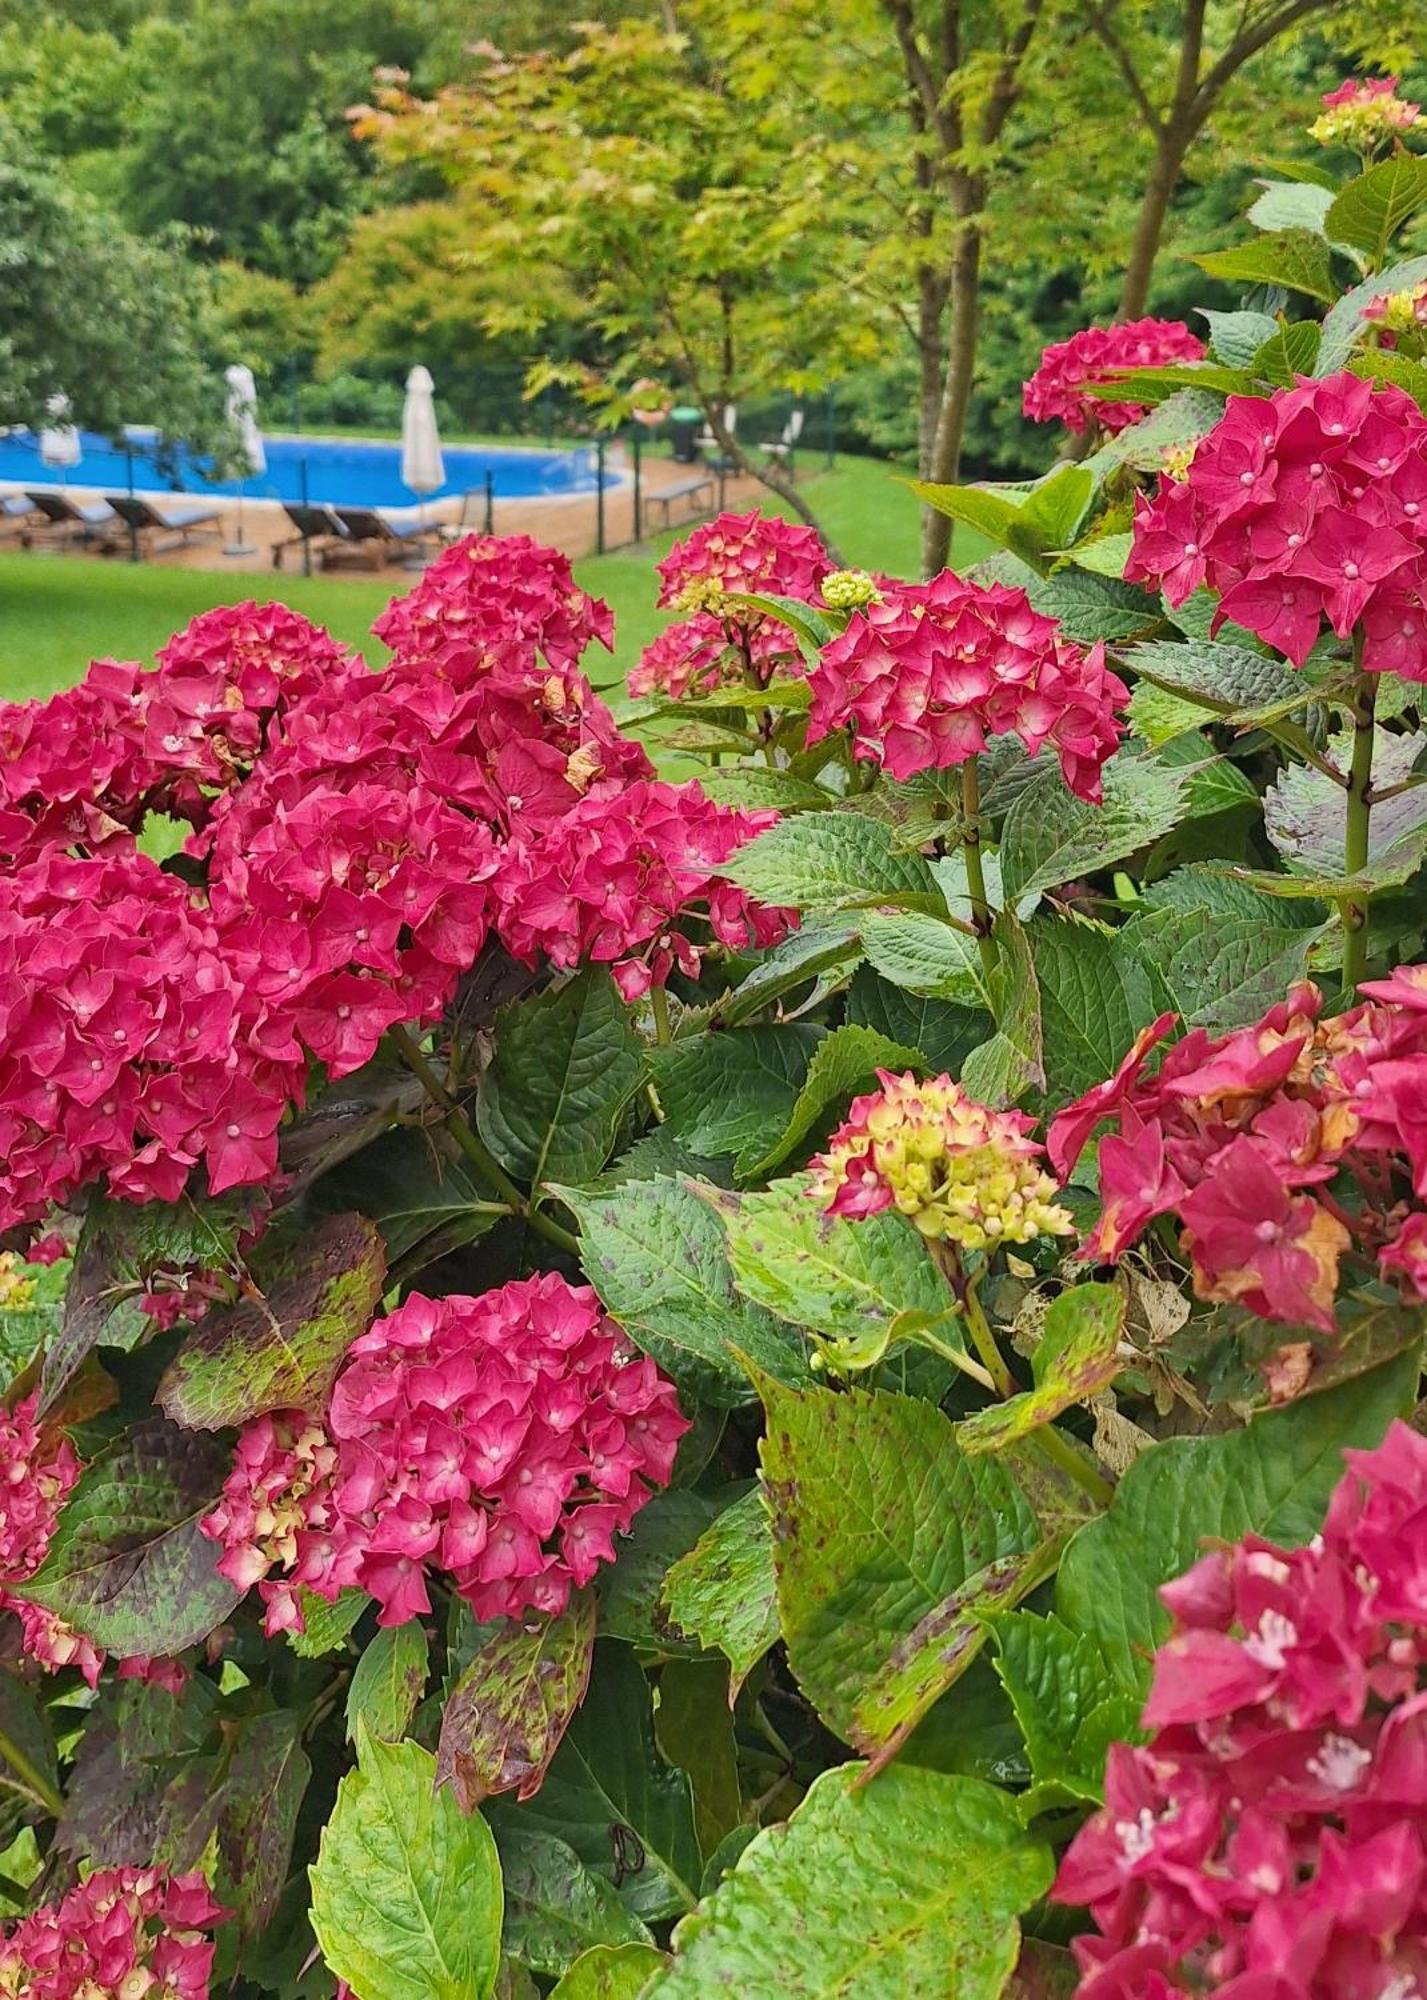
[103,494,224,555]
[271,501,350,570]
[22,490,117,545]
[0,492,37,535]
[327,505,434,567]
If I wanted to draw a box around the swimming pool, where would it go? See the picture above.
[0,429,617,509]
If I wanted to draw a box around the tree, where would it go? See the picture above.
[0,152,227,446]
[354,20,899,535]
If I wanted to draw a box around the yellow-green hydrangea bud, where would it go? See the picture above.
[820,568,881,611]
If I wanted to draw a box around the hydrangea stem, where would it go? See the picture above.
[1340,661,1377,999]
[960,1277,1015,1397]
[960,758,999,984]
[0,1721,63,1819]
[391,1024,580,1256]
[963,1278,1112,1506]
[650,984,672,1046]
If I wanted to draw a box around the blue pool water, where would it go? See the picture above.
[0,428,615,509]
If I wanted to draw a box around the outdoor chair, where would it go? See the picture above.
[271,501,350,570]
[0,492,37,536]
[104,494,224,556]
[22,491,118,548]
[327,504,434,568]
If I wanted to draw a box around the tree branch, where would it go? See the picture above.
[979,0,1046,147]
[879,0,954,154]
[1190,0,1334,128]
[1081,1,1164,139]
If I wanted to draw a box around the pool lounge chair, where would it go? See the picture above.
[0,491,37,536]
[104,493,224,556]
[23,490,117,546]
[271,501,350,570]
[327,504,434,568]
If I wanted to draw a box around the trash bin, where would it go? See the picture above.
[668,406,702,464]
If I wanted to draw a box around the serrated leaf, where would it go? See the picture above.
[696,767,829,811]
[717,811,944,914]
[1200,308,1282,366]
[999,754,1190,899]
[1024,568,1161,643]
[1216,815,1427,899]
[1089,388,1225,472]
[715,919,862,1028]
[708,1173,956,1365]
[310,1732,503,2000]
[960,906,1043,1106]
[646,1765,1052,1999]
[56,1673,222,1871]
[1350,348,1427,407]
[437,1594,595,1807]
[846,966,987,1073]
[987,1612,1141,1810]
[597,1491,727,1650]
[649,1025,822,1174]
[1031,919,1159,1100]
[1251,318,1322,386]
[346,1621,431,1744]
[662,1488,778,1698]
[858,907,985,1004]
[285,1587,367,1658]
[498,1828,653,1977]
[488,1643,701,1924]
[1055,1347,1419,1696]
[477,971,644,1190]
[1141,864,1317,926]
[758,1373,1050,1755]
[217,1708,312,1942]
[157,1213,386,1431]
[1320,252,1427,371]
[742,1024,923,1175]
[1247,179,1333,235]
[551,1943,666,1999]
[12,1417,241,1656]
[308,1126,503,1270]
[1019,463,1096,549]
[1189,228,1336,304]
[725,590,838,652]
[1327,154,1427,264]
[1127,681,1210,749]
[558,1177,811,1407]
[1069,530,1133,579]
[1265,730,1427,870]
[1122,906,1316,1034]
[957,1284,1125,1455]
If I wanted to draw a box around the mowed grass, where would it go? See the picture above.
[0,454,974,703]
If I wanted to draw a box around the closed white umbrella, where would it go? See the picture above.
[401,364,445,499]
[39,394,82,485]
[224,363,265,557]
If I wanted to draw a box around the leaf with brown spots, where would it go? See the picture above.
[956,1283,1125,1455]
[437,1590,596,1808]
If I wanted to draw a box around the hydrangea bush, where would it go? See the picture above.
[8,85,1427,2000]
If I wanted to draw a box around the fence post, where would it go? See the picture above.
[125,444,139,564]
[632,427,642,545]
[300,456,311,578]
[484,469,495,536]
[824,387,837,471]
[596,437,607,555]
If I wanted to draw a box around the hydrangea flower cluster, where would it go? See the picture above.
[493,777,790,1000]
[809,1068,1074,1253]
[820,568,880,610]
[0,536,785,1232]
[1049,965,1427,1334]
[1126,373,1427,675]
[1366,280,1427,349]
[1310,74,1420,152]
[0,605,357,866]
[804,570,1129,797]
[371,531,615,670]
[1056,1421,1427,1998]
[1022,318,1206,435]
[632,511,833,700]
[0,1388,102,1686]
[202,1274,689,1632]
[0,1867,225,1999]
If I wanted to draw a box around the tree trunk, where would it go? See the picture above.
[919,206,982,577]
[916,273,948,479]
[1116,124,1192,320]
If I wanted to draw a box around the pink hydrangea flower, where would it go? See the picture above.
[655,509,832,611]
[1048,969,1427,1334]
[629,610,806,701]
[202,1274,690,1630]
[804,569,1128,799]
[0,1390,104,1686]
[1055,1421,1427,1998]
[1023,318,1206,436]
[371,532,615,670]
[1312,75,1421,150]
[1126,373,1427,675]
[0,1867,226,1998]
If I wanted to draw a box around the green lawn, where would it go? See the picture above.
[0,454,945,704]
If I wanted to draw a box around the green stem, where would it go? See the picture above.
[391,1025,580,1256]
[914,1325,996,1393]
[650,984,672,1046]
[0,1720,63,1820]
[1035,1417,1116,1508]
[960,758,999,984]
[1340,658,1377,999]
[961,1281,1015,1398]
